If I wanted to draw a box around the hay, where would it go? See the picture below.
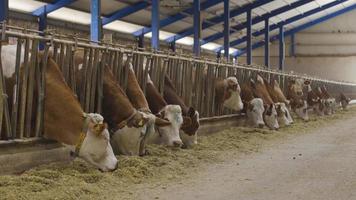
[0,107,355,200]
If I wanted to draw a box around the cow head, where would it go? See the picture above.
[155,105,184,147]
[263,104,279,130]
[294,99,309,121]
[223,77,244,111]
[288,79,304,97]
[275,103,293,127]
[111,111,170,156]
[246,98,265,128]
[78,113,118,172]
[324,98,336,115]
[180,107,200,148]
[340,93,350,110]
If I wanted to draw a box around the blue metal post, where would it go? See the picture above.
[0,0,8,21]
[90,0,101,43]
[170,41,176,52]
[138,34,144,48]
[246,9,252,65]
[279,25,285,71]
[151,0,160,50]
[193,0,201,57]
[38,6,47,50]
[264,18,269,68]
[291,33,295,56]
[223,0,230,59]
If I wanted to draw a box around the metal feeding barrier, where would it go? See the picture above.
[1,23,356,143]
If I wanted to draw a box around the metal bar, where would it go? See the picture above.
[133,0,223,36]
[223,0,230,59]
[290,33,295,57]
[229,0,348,51]
[38,11,47,50]
[0,0,8,21]
[264,18,270,68]
[151,0,160,50]
[193,0,201,57]
[246,9,252,65]
[32,0,76,16]
[206,0,313,46]
[165,0,273,43]
[102,1,150,25]
[90,0,101,43]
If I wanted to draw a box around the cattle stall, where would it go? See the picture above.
[1,24,356,144]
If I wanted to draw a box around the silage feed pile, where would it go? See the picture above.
[0,108,355,200]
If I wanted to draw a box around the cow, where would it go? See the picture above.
[304,81,325,116]
[251,75,279,130]
[164,75,200,148]
[264,78,293,126]
[241,81,265,128]
[214,76,243,112]
[287,79,309,121]
[2,45,118,171]
[321,85,336,115]
[340,92,350,110]
[145,74,192,147]
[125,63,184,148]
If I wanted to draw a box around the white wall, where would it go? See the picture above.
[237,10,356,83]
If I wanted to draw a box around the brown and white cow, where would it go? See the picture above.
[2,45,118,171]
[164,75,200,148]
[340,92,350,110]
[304,81,325,116]
[265,78,293,126]
[251,75,279,130]
[214,76,243,112]
[241,81,265,128]
[321,85,336,115]
[287,79,309,121]
[125,64,184,147]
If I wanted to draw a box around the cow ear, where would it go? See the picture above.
[256,75,264,84]
[250,79,256,88]
[246,102,253,111]
[181,116,192,129]
[187,107,196,117]
[155,117,171,127]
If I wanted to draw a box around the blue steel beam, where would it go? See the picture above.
[279,25,285,71]
[223,0,230,59]
[290,34,295,56]
[133,0,223,37]
[225,0,348,51]
[32,0,76,16]
[0,0,8,21]
[151,0,160,50]
[212,0,313,49]
[193,0,201,56]
[102,1,149,25]
[90,0,101,42]
[233,3,356,57]
[264,18,269,68]
[165,0,274,43]
[246,10,252,65]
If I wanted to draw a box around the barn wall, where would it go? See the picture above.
[237,10,356,83]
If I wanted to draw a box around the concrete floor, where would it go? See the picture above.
[137,116,356,200]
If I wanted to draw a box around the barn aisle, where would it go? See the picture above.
[137,115,356,200]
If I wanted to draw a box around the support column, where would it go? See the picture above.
[138,34,144,48]
[39,6,47,50]
[246,9,252,65]
[291,33,295,57]
[264,18,270,68]
[223,0,230,59]
[193,0,201,57]
[90,0,101,43]
[279,25,285,71]
[151,0,160,50]
[0,0,8,22]
[170,41,176,52]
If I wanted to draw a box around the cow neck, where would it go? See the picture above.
[126,66,151,113]
[102,67,136,130]
[214,78,228,105]
[146,81,168,114]
[44,58,84,145]
[254,82,274,105]
[241,83,255,104]
[163,75,190,115]
[264,80,279,103]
